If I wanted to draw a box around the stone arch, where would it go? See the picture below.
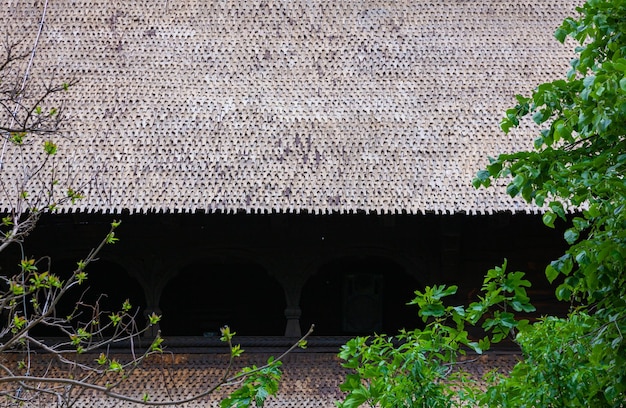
[172,247,278,282]
[159,255,285,336]
[300,253,424,336]
[299,245,429,289]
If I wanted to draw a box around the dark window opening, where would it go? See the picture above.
[300,256,423,336]
[160,260,285,336]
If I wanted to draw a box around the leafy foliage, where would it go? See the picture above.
[340,0,626,406]
[473,0,626,404]
[218,325,314,408]
[482,313,621,407]
[220,358,283,408]
[337,262,534,407]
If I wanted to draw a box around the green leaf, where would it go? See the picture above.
[556,284,572,301]
[575,250,590,266]
[487,160,503,176]
[231,344,244,357]
[108,359,123,373]
[341,389,368,408]
[96,353,107,365]
[472,177,481,189]
[535,192,546,207]
[148,313,161,325]
[555,27,568,43]
[553,120,572,143]
[506,183,520,197]
[420,304,445,318]
[150,336,164,352]
[109,313,121,326]
[122,299,132,312]
[542,211,557,228]
[467,341,482,354]
[43,140,57,155]
[548,267,564,288]
[548,201,566,219]
[532,110,546,125]
[255,387,270,406]
[583,75,596,88]
[220,325,234,342]
[564,228,579,244]
[105,232,119,244]
[476,169,490,182]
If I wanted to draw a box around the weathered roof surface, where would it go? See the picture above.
[1,351,520,407]
[1,0,579,215]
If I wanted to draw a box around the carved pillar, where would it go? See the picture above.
[273,266,309,337]
[284,306,302,337]
[115,254,180,338]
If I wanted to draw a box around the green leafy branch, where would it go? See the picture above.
[337,261,534,408]
[471,1,626,405]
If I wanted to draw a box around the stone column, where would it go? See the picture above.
[284,306,302,337]
[272,266,309,337]
[115,254,179,338]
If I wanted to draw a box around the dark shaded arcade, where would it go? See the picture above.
[1,211,569,339]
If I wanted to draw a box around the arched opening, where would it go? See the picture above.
[30,258,145,337]
[159,259,285,336]
[300,255,423,336]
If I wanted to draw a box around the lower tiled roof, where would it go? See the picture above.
[0,350,520,407]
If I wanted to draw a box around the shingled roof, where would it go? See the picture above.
[1,350,521,407]
[1,0,579,215]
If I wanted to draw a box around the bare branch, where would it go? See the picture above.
[0,326,316,406]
